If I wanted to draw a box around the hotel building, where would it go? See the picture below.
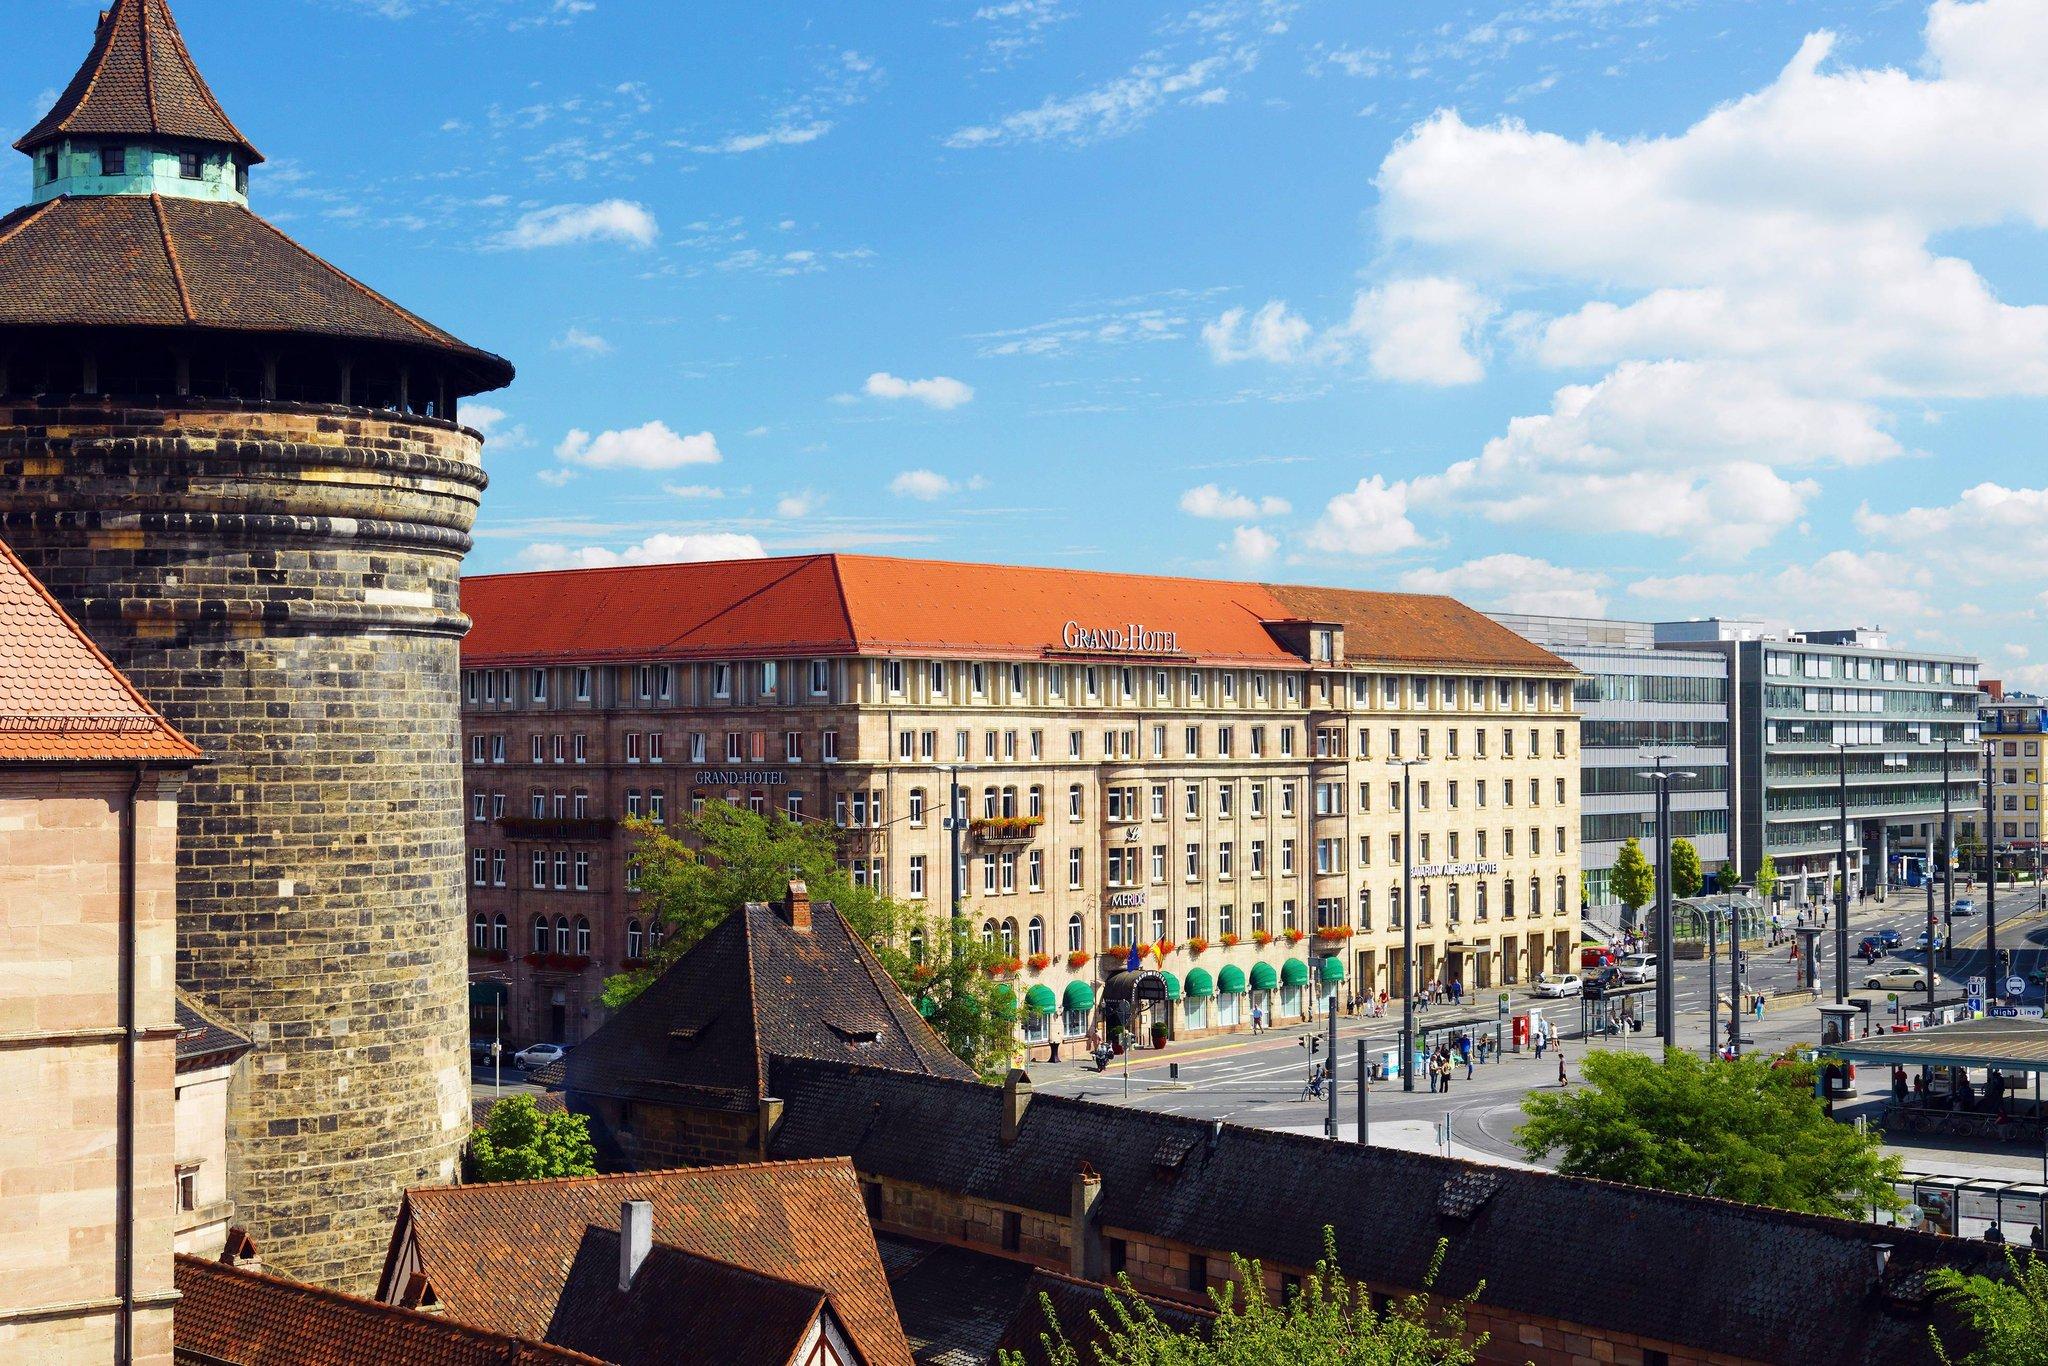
[456,555,1580,1053]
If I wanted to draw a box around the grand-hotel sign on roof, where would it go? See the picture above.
[1060,621,1182,655]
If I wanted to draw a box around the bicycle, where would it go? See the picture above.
[1298,1077,1326,1103]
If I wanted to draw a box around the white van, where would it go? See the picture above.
[1618,953,1659,983]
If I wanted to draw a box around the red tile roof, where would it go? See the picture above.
[460,554,1571,672]
[0,195,514,390]
[16,0,262,161]
[0,535,200,762]
[174,1254,601,1365]
[384,1158,911,1366]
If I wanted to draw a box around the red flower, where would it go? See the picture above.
[1186,936,1209,954]
[1027,952,1052,972]
[1067,950,1092,971]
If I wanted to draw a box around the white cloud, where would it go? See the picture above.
[461,403,529,449]
[775,490,823,518]
[1304,475,1428,557]
[1400,554,1609,617]
[864,372,976,410]
[946,54,1236,148]
[551,326,612,355]
[1624,550,1937,628]
[1228,525,1279,564]
[1179,484,1291,519]
[890,469,984,501]
[499,200,658,249]
[517,532,768,571]
[1203,278,1495,385]
[663,484,725,500]
[692,121,833,155]
[555,421,721,471]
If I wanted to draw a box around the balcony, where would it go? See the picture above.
[971,816,1043,846]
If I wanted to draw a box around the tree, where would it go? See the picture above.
[1669,838,1703,899]
[1716,860,1742,893]
[999,1229,1484,1366]
[1754,854,1779,903]
[468,1095,595,1182]
[1609,838,1655,925]
[600,804,1019,1081]
[1932,1250,2048,1365]
[1515,1048,1902,1218]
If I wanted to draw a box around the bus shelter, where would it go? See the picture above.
[1825,1017,2048,1149]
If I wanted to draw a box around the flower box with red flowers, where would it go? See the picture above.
[910,963,938,983]
[1066,950,1092,971]
[1185,936,1209,954]
[1283,929,1307,945]
[1252,930,1274,946]
[1027,952,1052,973]
[1314,926,1353,942]
[1219,933,1241,948]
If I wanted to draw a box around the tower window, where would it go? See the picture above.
[235,162,249,194]
[41,150,58,183]
[100,145,126,176]
[179,151,203,180]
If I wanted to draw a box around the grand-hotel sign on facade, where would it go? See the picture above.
[1060,621,1182,655]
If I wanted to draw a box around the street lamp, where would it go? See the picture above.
[1389,756,1425,1092]
[1984,740,2000,977]
[1828,740,1867,1007]
[1637,757,1696,1044]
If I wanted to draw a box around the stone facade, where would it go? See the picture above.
[0,396,485,1293]
[0,768,183,1366]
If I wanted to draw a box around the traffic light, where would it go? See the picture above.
[1298,1035,1321,1055]
[1999,949,2013,978]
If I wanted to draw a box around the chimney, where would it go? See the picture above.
[1001,1068,1033,1145]
[619,1200,653,1292]
[783,877,812,933]
[1068,1163,1104,1282]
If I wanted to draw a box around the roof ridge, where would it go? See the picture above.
[0,534,200,758]
[742,901,771,1100]
[137,0,159,133]
[0,199,60,253]
[408,1154,856,1200]
[149,194,196,322]
[825,552,858,646]
[822,902,961,1076]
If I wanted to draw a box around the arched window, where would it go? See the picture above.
[1419,885,1431,924]
[1000,919,1017,957]
[982,917,998,949]
[1027,917,1045,956]
[492,914,508,950]
[627,920,644,959]
[472,912,488,948]
[1066,914,1084,952]
[909,927,927,965]
[909,788,926,825]
[1529,876,1541,917]
[531,915,548,953]
[1477,881,1488,920]
[1448,883,1460,922]
[1504,879,1516,917]
[1556,875,1569,914]
[1068,785,1083,819]
[1001,786,1018,818]
[1389,882,1402,927]
[649,921,666,950]
[555,915,571,954]
[575,917,591,956]
[983,786,999,819]
[1028,786,1043,819]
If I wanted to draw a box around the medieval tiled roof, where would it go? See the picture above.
[383,1157,912,1366]
[16,0,262,162]
[173,1254,600,1365]
[560,900,974,1115]
[0,534,200,762]
[764,1059,1994,1366]
[175,989,251,1072]
[877,1238,1037,1365]
[458,554,1573,672]
[991,1269,1212,1366]
[0,195,514,389]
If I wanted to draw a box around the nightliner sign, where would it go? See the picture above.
[693,769,789,786]
[1409,861,1501,879]
[1061,620,1182,655]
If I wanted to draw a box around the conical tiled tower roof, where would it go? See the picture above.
[16,0,261,163]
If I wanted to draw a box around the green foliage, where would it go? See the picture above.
[998,1229,1484,1366]
[467,1095,595,1183]
[1754,854,1778,902]
[1610,837,1656,913]
[599,804,1018,1081]
[1933,1250,2048,1365]
[1717,860,1742,892]
[1515,1047,1902,1218]
[1669,838,1703,899]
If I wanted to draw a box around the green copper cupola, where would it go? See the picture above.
[16,0,262,207]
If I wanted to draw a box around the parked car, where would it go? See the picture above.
[1582,965,1623,994]
[1534,973,1582,998]
[469,1037,500,1066]
[1953,898,1979,916]
[1875,928,1903,949]
[1916,929,1945,950]
[513,1042,567,1071]
[1617,953,1659,983]
[1580,945,1616,968]
[1862,964,1939,990]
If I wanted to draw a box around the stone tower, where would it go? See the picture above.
[0,0,513,1291]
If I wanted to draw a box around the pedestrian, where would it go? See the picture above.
[1753,993,1765,1021]
[1439,1053,1455,1093]
[1892,1066,1908,1105]
[1463,1038,1475,1081]
[1251,1004,1264,1035]
[1557,1047,1569,1087]
[1427,1049,1440,1093]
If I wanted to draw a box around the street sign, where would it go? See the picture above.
[1968,994,1984,1013]
[2007,976,2028,998]
[1990,1006,2021,1018]
[1970,976,1987,997]
[2022,1007,2046,1019]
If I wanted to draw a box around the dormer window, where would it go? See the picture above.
[41,150,58,184]
[99,145,125,176]
[179,151,203,180]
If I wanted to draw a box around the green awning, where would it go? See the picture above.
[1185,967,1216,998]
[1159,971,1182,1001]
[1319,955,1347,984]
[1249,961,1278,991]
[1280,958,1309,987]
[1063,979,1096,1011]
[1217,964,1246,995]
[1025,984,1058,1015]
[469,980,508,1007]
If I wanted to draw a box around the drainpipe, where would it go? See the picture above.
[116,765,146,1366]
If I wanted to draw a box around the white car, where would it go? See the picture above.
[513,1042,567,1070]
[1863,964,1939,990]
[1617,953,1659,983]
[1533,973,1582,998]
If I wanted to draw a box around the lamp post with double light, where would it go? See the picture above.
[1389,756,1425,1091]
[1638,758,1696,1044]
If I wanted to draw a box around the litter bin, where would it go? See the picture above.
[1511,1014,1531,1052]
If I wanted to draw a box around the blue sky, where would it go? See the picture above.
[10,0,2048,676]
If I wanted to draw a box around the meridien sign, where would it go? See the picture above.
[1061,621,1182,654]
[1409,861,1501,878]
